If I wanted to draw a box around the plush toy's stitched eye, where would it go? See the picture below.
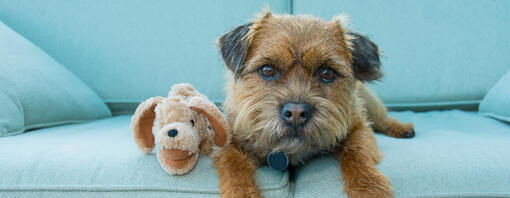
[259,65,279,80]
[191,119,195,127]
[318,68,337,82]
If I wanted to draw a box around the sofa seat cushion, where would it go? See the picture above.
[294,110,510,198]
[0,116,290,198]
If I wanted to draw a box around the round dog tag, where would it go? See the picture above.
[267,151,289,171]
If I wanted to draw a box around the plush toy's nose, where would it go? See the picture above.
[167,129,178,137]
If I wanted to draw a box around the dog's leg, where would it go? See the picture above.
[339,118,393,197]
[213,145,262,198]
[357,83,415,138]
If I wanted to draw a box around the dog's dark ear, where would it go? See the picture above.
[218,22,254,78]
[348,32,383,82]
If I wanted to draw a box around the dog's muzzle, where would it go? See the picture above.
[280,102,312,128]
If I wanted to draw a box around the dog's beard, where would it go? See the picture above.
[233,82,351,165]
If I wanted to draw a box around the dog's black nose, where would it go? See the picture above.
[281,102,312,128]
[167,129,178,137]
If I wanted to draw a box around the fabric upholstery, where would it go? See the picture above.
[292,0,510,105]
[0,116,290,198]
[294,110,510,197]
[479,71,510,123]
[1,1,508,107]
[2,111,508,197]
[0,0,290,104]
[0,1,509,197]
[0,20,111,136]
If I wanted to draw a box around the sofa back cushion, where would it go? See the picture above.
[292,0,510,108]
[0,0,508,111]
[0,0,289,106]
[0,21,111,136]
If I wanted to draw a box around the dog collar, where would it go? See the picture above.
[267,151,289,171]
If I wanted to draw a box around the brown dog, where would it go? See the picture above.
[214,10,414,198]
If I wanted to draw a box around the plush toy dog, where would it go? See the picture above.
[131,83,230,175]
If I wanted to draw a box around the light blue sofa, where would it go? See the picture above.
[1,1,509,197]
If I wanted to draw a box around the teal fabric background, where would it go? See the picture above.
[1,111,509,197]
[293,0,510,105]
[0,21,112,136]
[0,0,290,104]
[294,110,510,197]
[1,0,508,108]
[479,71,510,122]
[0,1,509,196]
[0,116,291,198]
[0,86,24,135]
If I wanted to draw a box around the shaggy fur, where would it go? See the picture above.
[131,83,230,175]
[214,10,414,198]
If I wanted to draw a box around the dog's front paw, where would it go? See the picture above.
[385,119,415,139]
[344,171,393,198]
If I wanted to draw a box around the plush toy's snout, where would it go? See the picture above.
[131,83,230,175]
[157,121,199,152]
[156,121,200,174]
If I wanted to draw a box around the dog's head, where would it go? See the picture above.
[218,10,382,165]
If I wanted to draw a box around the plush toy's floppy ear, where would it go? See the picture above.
[347,31,383,82]
[131,97,164,154]
[188,96,229,147]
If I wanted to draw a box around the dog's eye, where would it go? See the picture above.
[259,65,279,80]
[318,68,337,82]
[190,119,195,127]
